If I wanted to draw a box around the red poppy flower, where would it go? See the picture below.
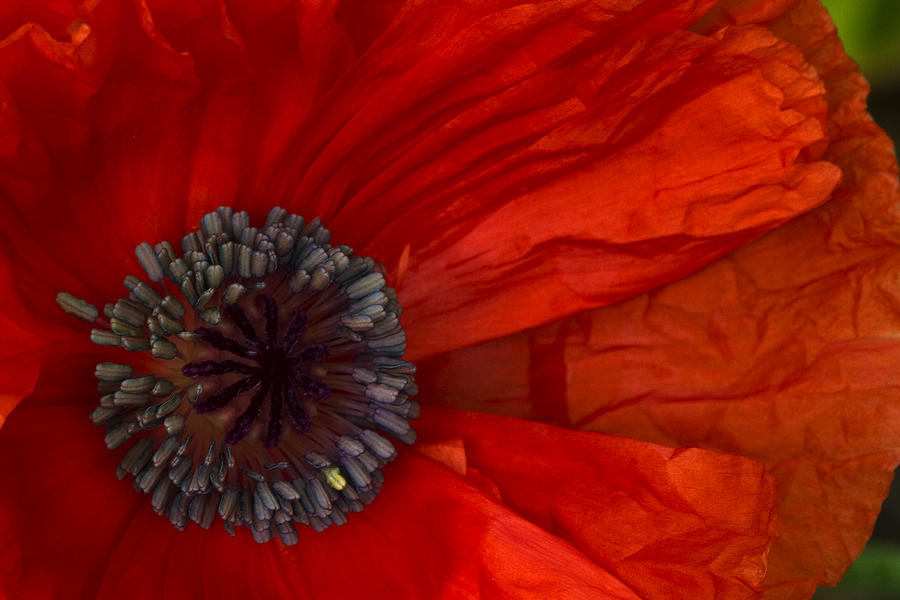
[0,1,894,600]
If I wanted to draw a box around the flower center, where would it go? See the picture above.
[56,207,418,544]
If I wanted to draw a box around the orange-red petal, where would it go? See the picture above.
[417,2,900,597]
[416,407,776,600]
[0,0,366,315]
[294,3,842,358]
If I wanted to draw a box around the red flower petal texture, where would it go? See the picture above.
[415,2,900,599]
[0,0,894,598]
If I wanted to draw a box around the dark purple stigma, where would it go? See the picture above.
[182,295,329,447]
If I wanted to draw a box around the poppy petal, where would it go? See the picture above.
[94,454,647,600]
[0,0,198,307]
[0,0,363,316]
[417,1,900,596]
[0,407,144,598]
[416,407,776,600]
[420,234,900,599]
[257,1,841,359]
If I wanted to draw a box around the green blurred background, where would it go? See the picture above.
[814,2,899,599]
[824,0,900,140]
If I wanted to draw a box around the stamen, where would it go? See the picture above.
[59,206,417,543]
[135,242,165,282]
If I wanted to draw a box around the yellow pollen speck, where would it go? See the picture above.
[323,467,346,490]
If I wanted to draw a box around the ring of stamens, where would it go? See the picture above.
[57,206,418,544]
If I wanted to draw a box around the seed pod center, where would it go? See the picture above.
[58,206,418,544]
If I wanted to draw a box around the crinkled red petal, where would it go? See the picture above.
[266,0,840,358]
[417,2,900,598]
[416,407,776,600]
